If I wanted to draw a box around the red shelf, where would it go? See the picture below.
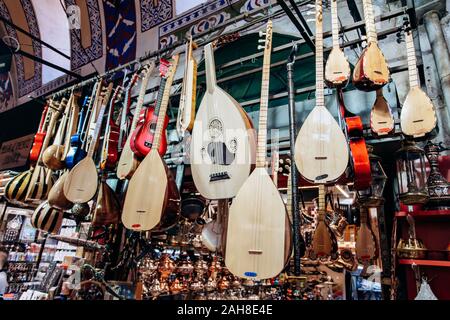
[395,209,450,218]
[398,259,450,267]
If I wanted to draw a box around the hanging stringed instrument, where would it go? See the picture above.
[352,0,390,91]
[130,59,170,158]
[63,83,114,203]
[121,55,180,232]
[295,1,349,184]
[324,0,350,88]
[190,43,256,200]
[225,21,292,280]
[177,36,198,137]
[370,88,394,135]
[100,85,123,170]
[65,86,97,169]
[400,18,437,138]
[24,99,67,203]
[29,104,49,165]
[116,62,155,180]
[42,94,74,170]
[310,185,338,260]
[337,90,371,190]
[118,73,140,152]
[355,207,377,262]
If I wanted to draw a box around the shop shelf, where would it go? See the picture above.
[395,209,450,218]
[398,259,450,267]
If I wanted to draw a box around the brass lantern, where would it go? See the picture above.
[357,145,387,207]
[395,141,429,205]
[424,141,450,206]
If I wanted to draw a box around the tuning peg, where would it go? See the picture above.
[259,30,266,37]
[258,39,266,43]
[257,45,265,50]
[286,158,291,165]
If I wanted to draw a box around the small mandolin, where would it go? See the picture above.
[370,89,394,135]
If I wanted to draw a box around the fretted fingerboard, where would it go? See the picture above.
[362,0,378,44]
[152,55,180,150]
[405,29,419,88]
[318,184,326,221]
[315,1,325,108]
[331,0,340,48]
[256,21,273,168]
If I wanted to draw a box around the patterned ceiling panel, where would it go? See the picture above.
[0,0,42,98]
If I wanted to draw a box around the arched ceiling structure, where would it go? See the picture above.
[0,0,270,113]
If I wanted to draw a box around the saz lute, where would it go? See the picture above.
[116,62,155,180]
[352,0,390,91]
[400,20,437,138]
[121,55,181,232]
[355,208,377,262]
[190,43,256,200]
[177,36,198,137]
[226,21,292,280]
[295,2,349,184]
[63,83,113,203]
[370,89,394,135]
[324,0,350,88]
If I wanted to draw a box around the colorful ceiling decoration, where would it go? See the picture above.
[140,0,174,33]
[0,0,42,98]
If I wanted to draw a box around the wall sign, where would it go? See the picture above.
[0,134,34,170]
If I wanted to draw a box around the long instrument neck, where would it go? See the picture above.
[131,64,154,132]
[152,55,179,150]
[362,0,378,44]
[331,0,340,48]
[315,1,325,108]
[256,21,273,168]
[318,184,326,220]
[405,29,419,88]
[204,43,217,94]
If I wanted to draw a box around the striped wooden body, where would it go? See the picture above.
[4,171,32,204]
[31,201,64,234]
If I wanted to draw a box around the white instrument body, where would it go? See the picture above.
[122,149,168,230]
[225,21,290,280]
[226,168,287,280]
[121,56,180,231]
[190,43,255,200]
[400,22,436,138]
[63,157,98,203]
[295,2,348,184]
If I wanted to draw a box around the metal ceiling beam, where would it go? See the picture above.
[276,0,315,51]
[288,0,313,36]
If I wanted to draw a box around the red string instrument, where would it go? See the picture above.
[29,104,49,165]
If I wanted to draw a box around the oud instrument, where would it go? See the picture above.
[121,55,180,232]
[324,0,350,88]
[370,89,394,135]
[63,83,114,204]
[226,21,292,280]
[352,0,390,91]
[400,19,437,138]
[177,36,198,137]
[130,60,170,158]
[190,43,255,200]
[295,1,349,184]
[116,62,155,180]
